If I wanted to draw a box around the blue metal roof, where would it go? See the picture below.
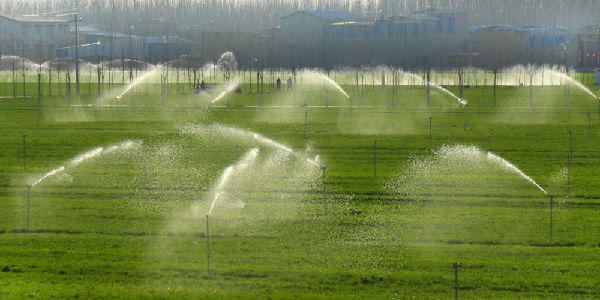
[410,7,464,20]
[470,24,575,35]
[469,25,526,32]
[303,10,357,20]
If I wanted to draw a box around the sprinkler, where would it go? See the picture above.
[452,262,462,300]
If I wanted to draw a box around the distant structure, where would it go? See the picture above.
[0,8,599,70]
[0,13,69,63]
[577,24,600,69]
[277,10,359,67]
[471,25,576,68]
[321,8,471,68]
[56,32,196,63]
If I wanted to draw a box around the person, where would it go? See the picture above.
[276,78,281,92]
[287,77,293,91]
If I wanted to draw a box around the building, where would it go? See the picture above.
[278,10,359,68]
[320,8,471,67]
[56,35,197,63]
[0,13,70,63]
[470,25,576,68]
[576,24,600,69]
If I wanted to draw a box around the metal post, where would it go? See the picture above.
[206,215,210,274]
[426,72,430,107]
[429,116,432,150]
[37,73,41,107]
[567,155,570,199]
[143,148,147,191]
[303,111,308,139]
[529,81,533,108]
[74,12,80,95]
[587,112,591,138]
[161,74,165,106]
[26,186,30,232]
[322,166,327,215]
[67,73,71,106]
[325,83,328,107]
[563,81,568,107]
[23,134,27,170]
[373,140,377,178]
[569,130,573,164]
[549,195,553,245]
[453,263,461,300]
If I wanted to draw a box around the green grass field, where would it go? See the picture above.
[1,78,600,298]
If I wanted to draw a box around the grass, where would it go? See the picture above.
[1,78,600,298]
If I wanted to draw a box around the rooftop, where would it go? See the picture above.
[283,10,358,21]
[0,13,68,24]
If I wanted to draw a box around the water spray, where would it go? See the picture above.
[405,72,466,106]
[486,152,547,195]
[207,148,259,215]
[547,70,597,100]
[115,66,158,100]
[211,80,240,104]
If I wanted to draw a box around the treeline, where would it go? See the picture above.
[0,0,599,33]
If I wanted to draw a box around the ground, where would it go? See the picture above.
[1,76,600,298]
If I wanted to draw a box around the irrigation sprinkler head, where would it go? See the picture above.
[115,96,121,100]
[452,263,462,269]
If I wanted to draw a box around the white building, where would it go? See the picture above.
[0,14,70,63]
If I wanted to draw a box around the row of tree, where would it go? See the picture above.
[0,0,598,33]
